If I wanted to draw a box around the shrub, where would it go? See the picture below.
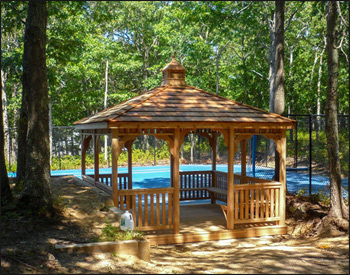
[99,219,144,242]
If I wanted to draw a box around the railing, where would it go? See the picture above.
[88,170,281,227]
[87,173,129,189]
[179,171,212,200]
[233,182,281,224]
[116,187,174,231]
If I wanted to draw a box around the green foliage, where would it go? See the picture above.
[49,144,171,170]
[99,219,144,242]
[2,1,349,130]
[295,187,331,206]
[287,129,349,176]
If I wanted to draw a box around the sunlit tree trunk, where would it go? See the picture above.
[1,74,12,206]
[325,1,349,222]
[271,1,285,181]
[19,1,53,213]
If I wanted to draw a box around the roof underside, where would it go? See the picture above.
[74,85,295,127]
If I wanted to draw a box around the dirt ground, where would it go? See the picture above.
[1,176,349,274]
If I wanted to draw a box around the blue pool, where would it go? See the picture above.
[8,164,348,196]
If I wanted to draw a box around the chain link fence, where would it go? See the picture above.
[4,114,349,196]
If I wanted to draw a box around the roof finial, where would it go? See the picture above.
[172,52,175,60]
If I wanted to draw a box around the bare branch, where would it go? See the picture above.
[284,1,305,32]
[236,2,253,15]
[263,2,273,31]
[217,41,230,58]
[337,1,349,28]
[340,47,349,64]
[309,48,319,86]
[251,69,267,80]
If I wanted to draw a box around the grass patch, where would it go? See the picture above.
[99,219,144,242]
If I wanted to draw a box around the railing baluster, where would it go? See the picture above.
[132,194,136,223]
[255,188,259,219]
[276,188,279,218]
[156,193,160,226]
[240,190,244,220]
[260,189,265,218]
[271,188,275,217]
[150,194,154,226]
[144,194,148,226]
[245,188,249,219]
[162,193,166,226]
[138,194,142,227]
[168,193,172,225]
[234,190,239,219]
[265,189,270,218]
[126,195,130,210]
[250,189,254,219]
[120,194,124,211]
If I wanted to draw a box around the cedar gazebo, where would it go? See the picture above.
[74,55,295,245]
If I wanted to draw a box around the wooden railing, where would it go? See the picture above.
[88,173,129,189]
[179,171,212,200]
[116,188,174,231]
[233,182,281,224]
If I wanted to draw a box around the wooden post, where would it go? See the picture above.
[111,130,119,207]
[81,135,92,176]
[240,139,247,184]
[173,128,180,234]
[227,127,235,229]
[212,133,217,171]
[170,154,174,188]
[278,130,287,226]
[125,140,133,190]
[93,132,100,182]
[81,135,86,176]
[211,133,217,204]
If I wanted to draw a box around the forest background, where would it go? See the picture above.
[1,1,349,171]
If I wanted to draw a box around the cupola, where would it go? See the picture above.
[161,53,186,86]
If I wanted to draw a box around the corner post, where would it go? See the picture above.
[173,128,180,234]
[278,130,287,226]
[227,127,235,229]
[93,132,100,182]
[240,139,247,184]
[125,140,134,190]
[211,132,217,204]
[111,129,119,207]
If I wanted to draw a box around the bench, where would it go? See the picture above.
[205,187,227,196]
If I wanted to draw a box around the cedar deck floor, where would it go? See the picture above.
[143,203,286,246]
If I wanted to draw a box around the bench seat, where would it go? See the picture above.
[205,187,227,196]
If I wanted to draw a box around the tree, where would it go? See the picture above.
[1,80,12,206]
[325,1,349,224]
[18,1,53,213]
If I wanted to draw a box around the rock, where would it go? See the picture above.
[48,253,55,261]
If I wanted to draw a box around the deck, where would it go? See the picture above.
[142,203,286,245]
[82,170,286,245]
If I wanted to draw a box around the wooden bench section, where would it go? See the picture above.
[205,187,227,196]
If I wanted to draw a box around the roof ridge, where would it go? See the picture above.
[107,85,169,122]
[187,86,296,123]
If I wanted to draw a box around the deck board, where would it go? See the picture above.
[142,203,285,245]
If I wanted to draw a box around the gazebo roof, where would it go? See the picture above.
[74,55,295,129]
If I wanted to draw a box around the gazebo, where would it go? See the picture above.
[74,55,295,245]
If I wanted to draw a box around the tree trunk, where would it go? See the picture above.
[19,1,53,213]
[49,101,52,165]
[1,71,12,206]
[104,59,108,162]
[273,1,285,116]
[316,47,325,141]
[16,84,29,184]
[190,134,195,163]
[272,1,285,181]
[1,70,10,164]
[325,1,349,221]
